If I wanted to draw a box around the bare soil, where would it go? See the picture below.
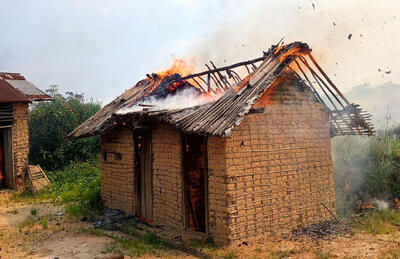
[1,190,400,258]
[0,191,191,258]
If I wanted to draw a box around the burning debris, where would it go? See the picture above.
[69,41,374,139]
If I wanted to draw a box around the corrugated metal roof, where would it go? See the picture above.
[0,73,25,80]
[0,73,52,102]
[5,79,52,101]
[0,80,31,103]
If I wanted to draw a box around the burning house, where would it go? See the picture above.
[70,42,373,243]
[0,73,52,190]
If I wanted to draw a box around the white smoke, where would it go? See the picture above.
[374,199,389,211]
[116,87,220,114]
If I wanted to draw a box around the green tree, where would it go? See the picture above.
[29,85,101,170]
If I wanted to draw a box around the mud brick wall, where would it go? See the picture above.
[225,77,336,242]
[100,126,135,214]
[12,103,29,188]
[152,124,184,230]
[207,136,230,244]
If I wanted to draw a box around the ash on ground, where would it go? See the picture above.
[284,221,352,241]
[92,208,135,231]
[92,208,159,231]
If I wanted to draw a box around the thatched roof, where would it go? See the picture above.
[69,41,374,138]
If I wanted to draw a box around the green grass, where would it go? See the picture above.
[354,209,400,234]
[14,159,102,219]
[30,208,38,216]
[184,238,220,250]
[332,135,400,220]
[19,217,35,228]
[40,217,48,229]
[91,228,173,257]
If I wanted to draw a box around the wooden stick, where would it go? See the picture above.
[181,55,267,80]
[210,61,232,89]
[308,53,351,106]
[320,201,342,225]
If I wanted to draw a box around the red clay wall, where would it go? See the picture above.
[224,76,336,242]
[100,126,135,214]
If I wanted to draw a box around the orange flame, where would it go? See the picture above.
[395,198,400,211]
[277,46,302,62]
[145,58,206,95]
[157,58,196,78]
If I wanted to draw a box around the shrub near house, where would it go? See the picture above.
[29,86,101,171]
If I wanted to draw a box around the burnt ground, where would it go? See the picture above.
[1,190,400,258]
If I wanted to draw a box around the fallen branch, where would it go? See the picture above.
[320,201,342,226]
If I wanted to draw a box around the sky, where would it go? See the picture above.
[0,0,399,105]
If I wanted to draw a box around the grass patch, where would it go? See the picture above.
[30,208,38,216]
[91,228,173,257]
[9,209,18,214]
[380,247,400,258]
[19,217,35,228]
[223,251,239,259]
[315,249,335,259]
[270,249,297,259]
[40,217,48,229]
[101,241,122,254]
[184,238,220,250]
[13,159,102,219]
[353,209,400,234]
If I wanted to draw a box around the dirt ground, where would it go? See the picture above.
[1,190,400,258]
[0,191,191,259]
[210,232,400,258]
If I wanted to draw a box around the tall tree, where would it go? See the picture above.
[29,86,101,170]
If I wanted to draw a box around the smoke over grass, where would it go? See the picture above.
[332,134,400,218]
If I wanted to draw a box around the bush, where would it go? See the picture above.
[365,136,400,198]
[29,85,101,171]
[332,133,400,218]
[354,209,400,234]
[35,159,102,218]
[332,136,371,217]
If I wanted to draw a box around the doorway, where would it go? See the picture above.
[0,127,13,189]
[182,134,208,233]
[134,131,153,222]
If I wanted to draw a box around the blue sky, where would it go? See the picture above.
[1,0,399,104]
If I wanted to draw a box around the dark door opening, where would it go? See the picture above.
[0,131,4,189]
[134,131,153,222]
[0,128,13,189]
[182,134,207,233]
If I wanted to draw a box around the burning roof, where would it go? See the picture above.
[69,41,374,138]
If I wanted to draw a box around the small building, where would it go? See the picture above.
[0,73,52,190]
[70,42,373,243]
